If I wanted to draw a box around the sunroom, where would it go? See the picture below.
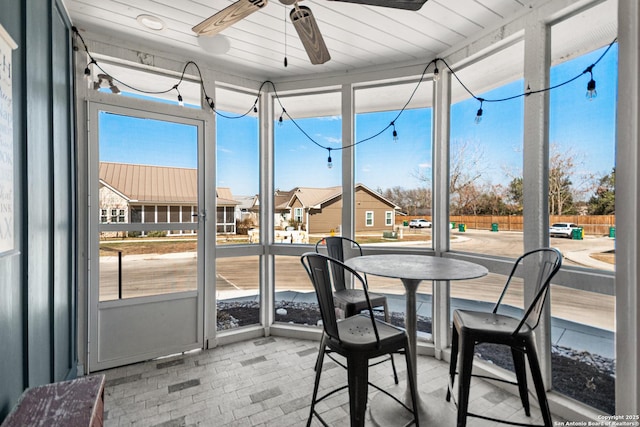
[1,0,637,425]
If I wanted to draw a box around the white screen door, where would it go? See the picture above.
[88,100,210,371]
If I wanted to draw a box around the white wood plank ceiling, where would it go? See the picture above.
[63,0,544,81]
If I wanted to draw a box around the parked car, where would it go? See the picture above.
[549,222,579,238]
[409,219,432,228]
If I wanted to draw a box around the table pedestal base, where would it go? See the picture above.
[369,389,457,426]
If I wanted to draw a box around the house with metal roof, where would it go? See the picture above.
[99,162,239,235]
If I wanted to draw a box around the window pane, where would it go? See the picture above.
[449,41,525,257]
[274,90,341,245]
[549,38,617,273]
[216,256,261,330]
[216,87,260,245]
[355,81,432,248]
[274,255,320,327]
[99,231,197,301]
[549,1,617,413]
[98,111,199,301]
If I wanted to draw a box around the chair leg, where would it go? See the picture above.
[511,346,531,416]
[346,353,369,427]
[446,326,460,402]
[456,333,476,427]
[308,338,327,427]
[524,338,553,427]
[313,334,327,373]
[382,300,399,385]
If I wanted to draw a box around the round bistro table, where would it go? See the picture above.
[345,254,488,426]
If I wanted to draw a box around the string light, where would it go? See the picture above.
[174,85,184,106]
[391,122,398,142]
[84,58,96,80]
[72,27,616,168]
[205,96,215,110]
[475,99,484,124]
[278,108,286,125]
[585,65,597,100]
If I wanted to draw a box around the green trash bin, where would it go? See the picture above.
[450,222,456,229]
[491,223,499,232]
[458,223,466,232]
[571,227,583,240]
[403,220,409,227]
[609,226,616,238]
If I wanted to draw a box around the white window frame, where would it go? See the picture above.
[294,207,303,223]
[385,211,393,226]
[365,211,374,227]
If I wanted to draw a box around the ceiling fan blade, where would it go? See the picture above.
[328,0,427,11]
[290,5,331,65]
[192,0,268,36]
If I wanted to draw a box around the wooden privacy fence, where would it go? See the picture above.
[399,215,616,236]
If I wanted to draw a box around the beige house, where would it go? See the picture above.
[274,184,400,234]
[99,162,238,234]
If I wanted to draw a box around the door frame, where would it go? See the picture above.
[86,94,214,371]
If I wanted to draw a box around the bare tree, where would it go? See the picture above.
[449,139,489,214]
[548,144,597,215]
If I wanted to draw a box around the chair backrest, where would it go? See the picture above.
[493,248,562,334]
[300,252,380,344]
[314,236,364,292]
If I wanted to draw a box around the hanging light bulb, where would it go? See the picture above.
[586,69,597,100]
[174,85,184,106]
[391,122,398,142]
[278,108,286,126]
[475,99,484,124]
[84,59,96,80]
[253,103,258,113]
[206,96,215,111]
[327,149,333,169]
[433,63,440,81]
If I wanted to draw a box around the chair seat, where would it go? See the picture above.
[332,314,406,352]
[453,310,533,340]
[333,289,386,311]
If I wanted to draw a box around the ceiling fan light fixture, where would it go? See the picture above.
[136,14,166,31]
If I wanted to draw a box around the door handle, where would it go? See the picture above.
[192,210,206,220]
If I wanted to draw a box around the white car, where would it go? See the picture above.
[409,219,432,228]
[549,222,579,238]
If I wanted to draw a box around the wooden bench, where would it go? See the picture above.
[2,375,105,427]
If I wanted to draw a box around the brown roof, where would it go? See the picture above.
[288,186,342,208]
[99,162,237,206]
[284,184,400,209]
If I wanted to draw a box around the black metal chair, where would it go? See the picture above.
[315,236,391,320]
[301,252,419,427]
[315,236,398,383]
[446,247,562,427]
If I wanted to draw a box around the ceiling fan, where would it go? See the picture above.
[192,0,429,65]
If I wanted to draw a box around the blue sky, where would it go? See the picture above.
[100,44,617,198]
